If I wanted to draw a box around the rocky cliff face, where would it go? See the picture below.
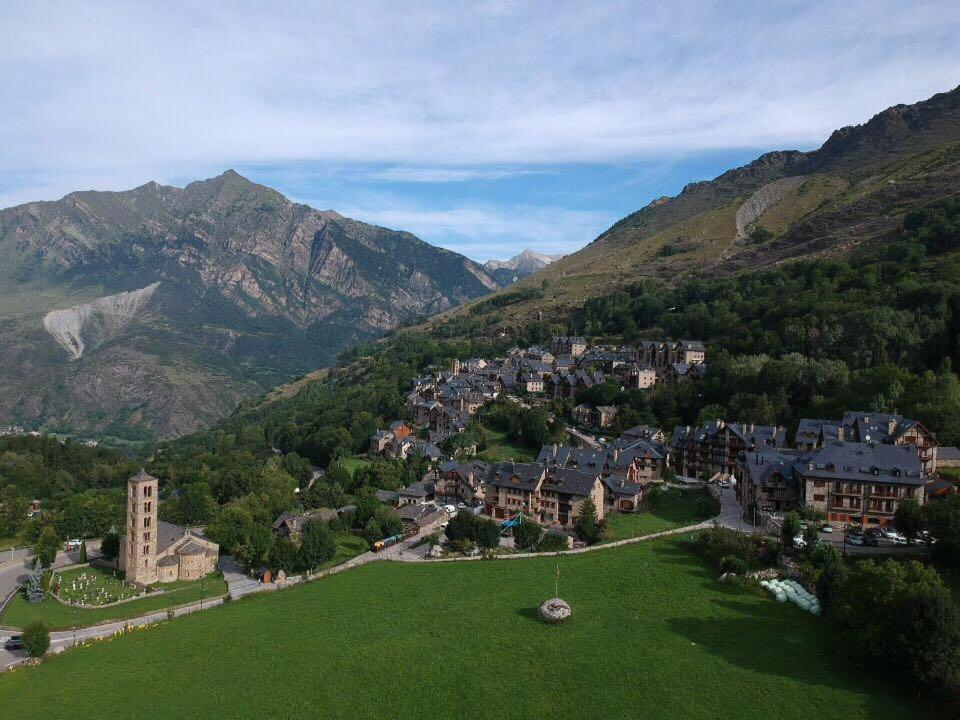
[0,171,503,439]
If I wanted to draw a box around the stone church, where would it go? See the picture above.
[119,469,219,585]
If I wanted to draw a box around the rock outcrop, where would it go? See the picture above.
[734,177,805,238]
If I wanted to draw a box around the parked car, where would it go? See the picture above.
[864,535,880,547]
[66,538,82,551]
[845,535,864,546]
[820,524,834,533]
[3,635,23,651]
[792,535,807,549]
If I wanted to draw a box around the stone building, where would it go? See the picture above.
[119,470,218,586]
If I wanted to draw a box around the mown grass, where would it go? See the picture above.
[0,572,228,630]
[0,538,944,720]
[314,534,369,572]
[338,456,371,476]
[477,425,536,462]
[603,487,718,541]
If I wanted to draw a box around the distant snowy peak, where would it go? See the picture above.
[483,249,564,277]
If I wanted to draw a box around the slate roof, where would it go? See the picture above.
[484,462,545,491]
[156,520,189,554]
[795,441,923,485]
[740,449,800,489]
[544,468,601,497]
[938,446,960,462]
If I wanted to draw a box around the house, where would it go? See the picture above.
[603,473,647,513]
[390,420,414,440]
[795,441,925,527]
[795,412,938,474]
[573,404,618,429]
[736,449,802,517]
[398,504,445,532]
[671,421,786,479]
[483,461,605,529]
[436,460,488,503]
[519,373,544,393]
[614,363,657,389]
[272,508,338,538]
[397,480,436,506]
[619,425,667,444]
[119,470,218,585]
[375,489,400,506]
[551,336,587,358]
[369,429,394,454]
[676,340,706,365]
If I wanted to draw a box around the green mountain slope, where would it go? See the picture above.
[433,84,960,330]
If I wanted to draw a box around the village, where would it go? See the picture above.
[358,336,956,552]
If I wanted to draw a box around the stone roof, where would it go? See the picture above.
[485,462,545,491]
[178,541,206,556]
[128,468,159,485]
[157,555,180,567]
[795,441,923,486]
[156,520,189,554]
[544,468,601,497]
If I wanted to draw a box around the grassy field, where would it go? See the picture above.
[477,425,536,462]
[0,572,228,630]
[338,455,371,476]
[0,537,943,720]
[315,534,369,572]
[0,537,22,551]
[604,487,718,541]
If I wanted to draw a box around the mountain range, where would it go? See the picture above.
[482,249,564,284]
[0,171,505,439]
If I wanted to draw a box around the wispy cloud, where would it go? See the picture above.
[336,197,610,262]
[364,167,551,183]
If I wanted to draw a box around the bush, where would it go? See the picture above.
[474,518,502,550]
[22,621,50,658]
[538,532,570,552]
[101,530,120,560]
[690,526,760,568]
[513,519,543,550]
[719,555,747,575]
[298,520,336,571]
[781,512,801,548]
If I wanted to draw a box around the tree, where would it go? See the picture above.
[362,519,383,548]
[25,559,45,603]
[0,484,28,537]
[888,588,960,692]
[234,525,273,572]
[445,511,477,543]
[22,621,50,658]
[922,495,960,570]
[781,512,801,549]
[539,532,569,552]
[802,522,820,549]
[101,530,120,560]
[474,518,501,550]
[574,498,602,545]
[811,544,847,611]
[33,525,59,568]
[267,537,298,573]
[298,520,336,571]
[894,498,924,542]
[513,518,542,550]
[79,540,87,563]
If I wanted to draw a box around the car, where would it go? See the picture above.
[457,502,466,509]
[863,535,880,547]
[439,521,449,530]
[845,535,864,546]
[3,635,23,651]
[66,538,82,551]
[443,504,456,514]
[792,535,807,549]
[820,524,834,533]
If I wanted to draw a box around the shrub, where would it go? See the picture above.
[719,555,747,575]
[25,560,45,604]
[513,519,543,550]
[298,519,336,571]
[538,532,570,552]
[781,512,801,548]
[101,530,120,560]
[22,621,50,658]
[690,526,759,568]
[474,518,501,550]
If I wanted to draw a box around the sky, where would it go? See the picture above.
[1,1,959,261]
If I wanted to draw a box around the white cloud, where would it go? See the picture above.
[1,0,959,202]
[363,167,550,183]
[335,197,610,262]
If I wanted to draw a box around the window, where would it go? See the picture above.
[143,545,149,555]
[814,494,825,502]
[144,502,151,512]
[144,517,151,528]
[143,532,150,542]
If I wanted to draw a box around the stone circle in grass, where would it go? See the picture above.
[539,598,571,623]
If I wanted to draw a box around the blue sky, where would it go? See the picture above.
[2,1,959,261]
